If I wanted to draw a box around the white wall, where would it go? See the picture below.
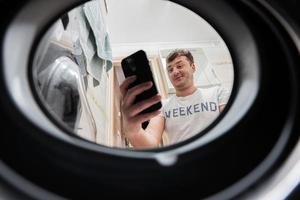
[105,0,234,91]
[106,0,224,56]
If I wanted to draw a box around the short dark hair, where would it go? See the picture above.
[166,49,194,65]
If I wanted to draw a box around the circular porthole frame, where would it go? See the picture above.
[0,0,299,199]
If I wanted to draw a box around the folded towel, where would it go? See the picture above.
[83,0,112,72]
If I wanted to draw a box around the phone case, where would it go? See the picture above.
[121,50,162,114]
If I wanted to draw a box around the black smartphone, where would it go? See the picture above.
[121,50,162,114]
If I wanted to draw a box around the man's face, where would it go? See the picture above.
[167,56,195,90]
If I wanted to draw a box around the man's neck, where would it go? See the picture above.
[175,86,197,97]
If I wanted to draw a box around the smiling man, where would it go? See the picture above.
[120,49,229,148]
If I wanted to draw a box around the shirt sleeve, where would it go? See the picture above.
[217,86,230,106]
[158,99,168,118]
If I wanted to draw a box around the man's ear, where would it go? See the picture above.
[191,63,196,72]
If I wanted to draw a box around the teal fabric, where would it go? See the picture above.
[83,0,112,73]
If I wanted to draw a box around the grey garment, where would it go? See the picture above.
[72,5,105,83]
[83,0,112,71]
[73,39,88,77]
[38,57,81,130]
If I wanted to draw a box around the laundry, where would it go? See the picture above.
[83,1,112,65]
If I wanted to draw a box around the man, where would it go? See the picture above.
[120,49,229,148]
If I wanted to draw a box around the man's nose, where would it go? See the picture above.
[173,68,180,75]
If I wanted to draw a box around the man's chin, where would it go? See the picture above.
[173,79,183,86]
[174,83,186,89]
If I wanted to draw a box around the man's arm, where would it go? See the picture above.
[217,86,229,113]
[219,104,226,113]
[120,76,164,148]
[126,115,165,148]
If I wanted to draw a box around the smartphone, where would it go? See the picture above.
[121,50,162,114]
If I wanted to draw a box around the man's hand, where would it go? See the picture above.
[119,76,161,141]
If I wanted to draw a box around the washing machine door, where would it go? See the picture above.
[0,0,300,199]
